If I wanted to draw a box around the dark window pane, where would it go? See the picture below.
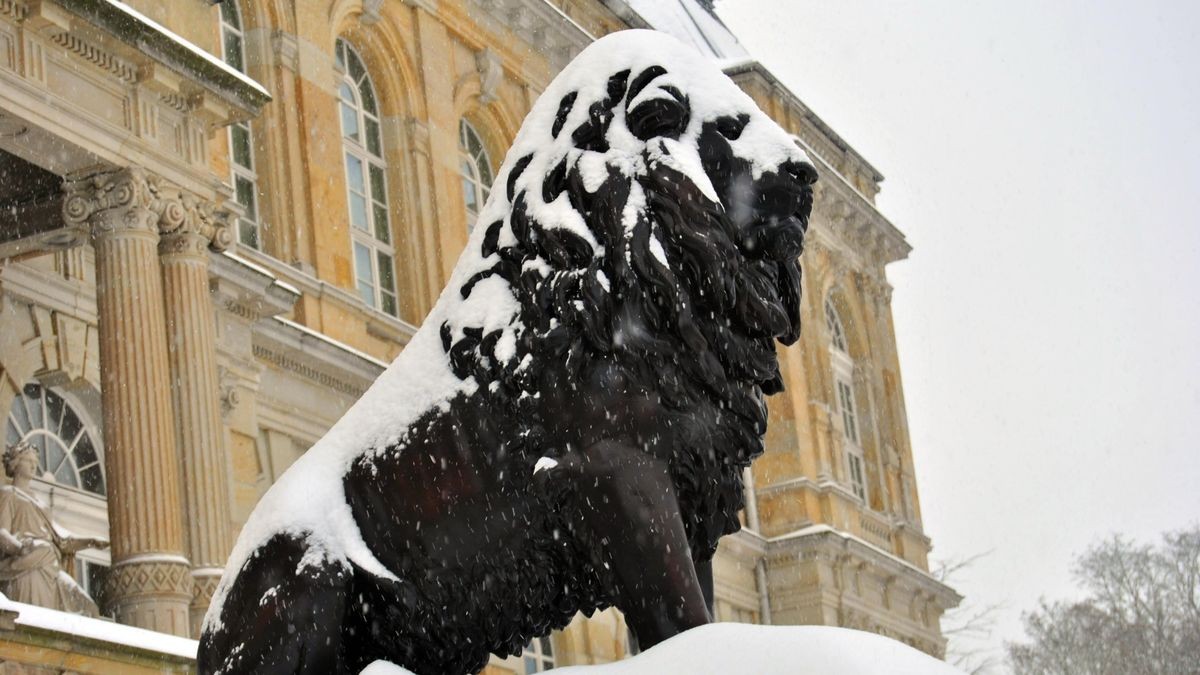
[73,433,98,468]
[369,164,386,203]
[236,176,257,218]
[80,463,105,494]
[381,292,397,317]
[220,2,240,29]
[224,32,244,72]
[59,409,83,449]
[377,251,395,293]
[348,50,365,83]
[231,123,252,169]
[240,217,259,249]
[43,389,65,435]
[373,204,389,243]
[360,80,377,115]
[365,120,381,156]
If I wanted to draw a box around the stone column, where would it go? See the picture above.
[157,190,235,635]
[62,167,192,636]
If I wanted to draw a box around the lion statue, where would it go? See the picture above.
[199,29,816,675]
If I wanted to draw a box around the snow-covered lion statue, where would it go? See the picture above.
[199,29,816,675]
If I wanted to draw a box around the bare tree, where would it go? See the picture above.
[1007,525,1200,675]
[934,552,1005,675]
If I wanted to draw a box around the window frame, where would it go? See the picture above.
[458,119,493,232]
[826,298,867,503]
[5,383,106,496]
[521,635,555,673]
[219,1,262,250]
[336,38,398,317]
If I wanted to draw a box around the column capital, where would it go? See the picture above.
[63,166,161,236]
[158,188,233,256]
[62,166,232,251]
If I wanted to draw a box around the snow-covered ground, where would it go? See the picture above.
[362,624,963,674]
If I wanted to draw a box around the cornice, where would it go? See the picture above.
[52,0,271,116]
[465,0,594,73]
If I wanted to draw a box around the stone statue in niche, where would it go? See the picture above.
[200,30,816,675]
[0,440,109,615]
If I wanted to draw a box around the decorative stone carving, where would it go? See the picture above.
[63,166,231,251]
[63,166,161,235]
[360,0,384,24]
[476,48,503,104]
[0,441,109,615]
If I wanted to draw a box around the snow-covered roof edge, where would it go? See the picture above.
[771,524,962,606]
[59,0,271,111]
[721,59,885,184]
[0,594,199,660]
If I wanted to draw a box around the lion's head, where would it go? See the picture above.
[438,30,817,558]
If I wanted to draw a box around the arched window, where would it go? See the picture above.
[459,120,493,231]
[5,383,105,496]
[825,297,848,353]
[825,298,866,502]
[336,38,397,317]
[219,1,261,249]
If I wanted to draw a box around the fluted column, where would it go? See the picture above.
[157,191,235,635]
[63,167,192,636]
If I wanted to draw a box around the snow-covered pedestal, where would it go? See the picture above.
[362,624,964,675]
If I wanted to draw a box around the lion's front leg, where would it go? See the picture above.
[553,440,711,649]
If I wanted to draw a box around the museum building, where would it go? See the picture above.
[0,0,959,671]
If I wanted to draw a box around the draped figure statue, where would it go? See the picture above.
[0,440,108,615]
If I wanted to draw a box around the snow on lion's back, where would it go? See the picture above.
[205,29,810,632]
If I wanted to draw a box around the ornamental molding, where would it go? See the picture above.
[108,558,193,600]
[475,47,503,105]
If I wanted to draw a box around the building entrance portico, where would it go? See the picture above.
[0,0,269,639]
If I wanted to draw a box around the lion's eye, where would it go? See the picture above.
[715,114,750,140]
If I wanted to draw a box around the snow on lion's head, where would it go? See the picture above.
[207,30,816,638]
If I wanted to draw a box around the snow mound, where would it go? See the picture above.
[360,624,962,675]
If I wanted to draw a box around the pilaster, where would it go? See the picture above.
[62,166,192,636]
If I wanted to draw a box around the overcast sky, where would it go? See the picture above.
[716,0,1200,667]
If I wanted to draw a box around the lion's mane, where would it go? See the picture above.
[440,64,806,562]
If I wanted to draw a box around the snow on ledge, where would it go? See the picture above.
[0,594,198,660]
[361,624,962,675]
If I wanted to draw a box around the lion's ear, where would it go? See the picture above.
[627,89,690,141]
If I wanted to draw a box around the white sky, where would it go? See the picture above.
[715,0,1200,667]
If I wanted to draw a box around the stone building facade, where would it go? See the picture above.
[0,0,957,671]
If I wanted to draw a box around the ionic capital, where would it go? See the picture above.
[63,166,162,236]
[157,189,232,256]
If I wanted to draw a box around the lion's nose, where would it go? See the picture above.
[782,160,818,187]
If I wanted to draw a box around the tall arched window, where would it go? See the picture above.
[336,38,397,317]
[219,1,261,249]
[5,383,105,496]
[825,298,866,502]
[459,120,493,232]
